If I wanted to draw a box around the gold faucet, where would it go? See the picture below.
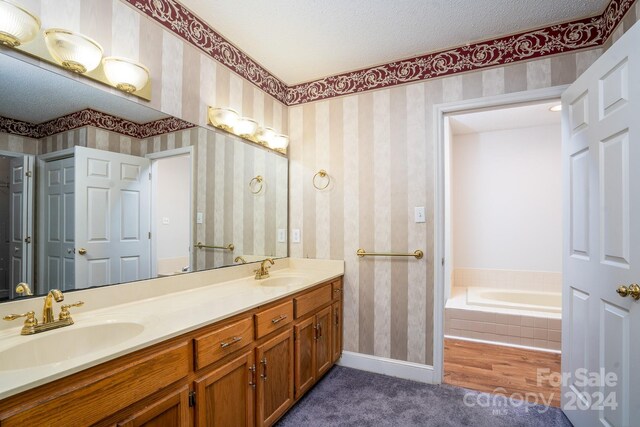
[255,258,274,279]
[3,289,84,335]
[15,282,33,296]
[43,289,64,323]
[235,256,247,264]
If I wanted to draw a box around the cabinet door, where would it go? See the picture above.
[315,306,333,377]
[194,350,255,427]
[117,386,190,427]
[256,329,294,427]
[332,301,342,363]
[294,317,316,398]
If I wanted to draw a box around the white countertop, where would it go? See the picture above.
[0,258,344,400]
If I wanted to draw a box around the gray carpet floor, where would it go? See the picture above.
[276,366,573,427]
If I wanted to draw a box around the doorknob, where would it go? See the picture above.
[78,248,87,255]
[616,284,640,300]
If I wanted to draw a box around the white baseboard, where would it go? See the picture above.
[337,351,435,384]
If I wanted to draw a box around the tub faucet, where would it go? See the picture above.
[255,258,274,280]
[43,289,64,323]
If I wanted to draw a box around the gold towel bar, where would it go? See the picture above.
[195,242,235,251]
[356,248,423,259]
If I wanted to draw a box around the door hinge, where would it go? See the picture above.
[148,232,151,239]
[148,172,151,180]
[441,258,445,267]
[188,391,196,407]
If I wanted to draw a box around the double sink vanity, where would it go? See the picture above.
[0,258,344,426]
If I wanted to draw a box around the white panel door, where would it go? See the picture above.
[40,157,75,292]
[74,146,151,288]
[561,21,640,426]
[8,155,33,299]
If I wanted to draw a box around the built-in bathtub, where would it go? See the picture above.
[445,286,561,351]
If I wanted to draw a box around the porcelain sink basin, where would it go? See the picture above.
[258,273,308,288]
[0,321,145,371]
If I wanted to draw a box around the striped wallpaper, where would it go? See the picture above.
[5,0,640,369]
[288,50,604,366]
[12,0,287,134]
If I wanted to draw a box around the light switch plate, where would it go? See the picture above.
[415,207,426,223]
[277,229,286,243]
[196,212,203,224]
[162,217,170,225]
[292,229,301,243]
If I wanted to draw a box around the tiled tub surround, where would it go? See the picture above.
[453,268,562,293]
[0,258,343,399]
[445,287,561,351]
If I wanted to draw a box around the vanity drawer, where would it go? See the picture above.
[194,317,254,369]
[255,300,293,339]
[331,279,343,300]
[1,342,190,427]
[294,284,332,319]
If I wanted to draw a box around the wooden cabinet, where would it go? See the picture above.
[332,300,343,363]
[116,386,190,427]
[194,350,255,427]
[294,316,316,397]
[294,305,333,398]
[255,330,294,427]
[194,316,254,370]
[315,306,333,377]
[0,275,343,427]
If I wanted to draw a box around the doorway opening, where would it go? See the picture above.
[0,151,34,300]
[147,147,193,277]
[440,100,563,406]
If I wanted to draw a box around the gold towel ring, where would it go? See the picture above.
[249,175,263,194]
[313,170,330,190]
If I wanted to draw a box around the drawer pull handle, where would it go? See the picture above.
[220,336,242,348]
[271,314,288,324]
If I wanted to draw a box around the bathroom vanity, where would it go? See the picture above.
[0,259,344,426]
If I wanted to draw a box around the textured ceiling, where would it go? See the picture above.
[449,101,561,135]
[179,0,608,85]
[0,54,167,124]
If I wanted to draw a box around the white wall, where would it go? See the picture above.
[154,155,191,270]
[451,123,562,272]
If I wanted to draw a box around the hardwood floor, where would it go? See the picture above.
[444,338,562,407]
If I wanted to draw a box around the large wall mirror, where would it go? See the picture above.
[0,52,288,301]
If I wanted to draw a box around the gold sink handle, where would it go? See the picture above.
[616,284,640,300]
[3,311,38,334]
[59,301,84,321]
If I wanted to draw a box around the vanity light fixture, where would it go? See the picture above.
[269,134,289,150]
[208,107,239,132]
[44,28,103,74]
[549,104,562,112]
[0,0,40,47]
[233,117,259,139]
[102,57,150,93]
[207,106,289,154]
[256,126,276,146]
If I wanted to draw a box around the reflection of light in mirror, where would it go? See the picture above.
[102,57,150,93]
[0,0,40,47]
[269,134,289,150]
[233,117,259,139]
[44,28,104,74]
